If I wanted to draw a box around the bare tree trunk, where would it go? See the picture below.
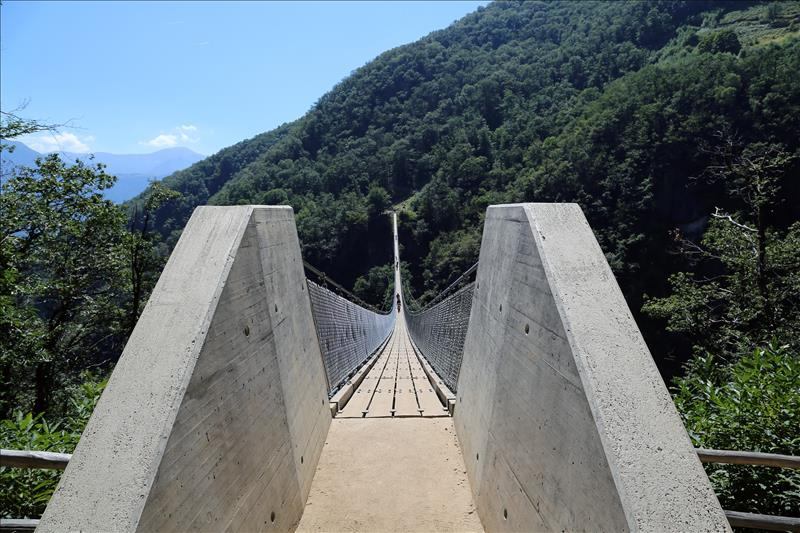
[33,362,51,414]
[756,203,770,324]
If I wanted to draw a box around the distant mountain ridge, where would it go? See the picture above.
[1,141,203,203]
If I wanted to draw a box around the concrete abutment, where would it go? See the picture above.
[454,203,729,532]
[38,206,331,532]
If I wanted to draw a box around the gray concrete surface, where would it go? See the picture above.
[454,203,730,532]
[38,206,331,532]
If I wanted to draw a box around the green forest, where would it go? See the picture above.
[2,0,799,521]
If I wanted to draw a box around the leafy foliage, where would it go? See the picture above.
[0,374,107,519]
[643,218,800,356]
[353,264,395,311]
[0,115,180,516]
[698,29,743,54]
[643,141,800,358]
[674,345,800,515]
[0,143,179,418]
[0,155,128,415]
[644,135,800,518]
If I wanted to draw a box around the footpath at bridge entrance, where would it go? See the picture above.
[30,203,733,532]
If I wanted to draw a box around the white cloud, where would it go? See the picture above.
[23,132,93,153]
[141,125,199,148]
[144,133,179,148]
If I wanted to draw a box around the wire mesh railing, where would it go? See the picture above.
[404,263,477,392]
[305,263,395,396]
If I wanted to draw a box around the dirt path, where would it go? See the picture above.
[296,417,483,532]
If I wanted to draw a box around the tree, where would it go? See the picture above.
[0,109,64,150]
[673,344,800,516]
[126,183,180,333]
[353,264,394,311]
[643,142,799,358]
[0,154,128,415]
[698,29,742,55]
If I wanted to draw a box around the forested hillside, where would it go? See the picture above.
[142,0,800,375]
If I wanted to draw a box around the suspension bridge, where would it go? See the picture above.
[5,203,798,532]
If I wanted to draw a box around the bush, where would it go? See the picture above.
[673,344,800,516]
[0,374,107,518]
[698,29,742,55]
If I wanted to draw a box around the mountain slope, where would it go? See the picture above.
[0,140,40,169]
[143,0,800,375]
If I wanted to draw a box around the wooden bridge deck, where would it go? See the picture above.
[337,315,448,419]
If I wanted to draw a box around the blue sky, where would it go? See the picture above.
[1,1,487,156]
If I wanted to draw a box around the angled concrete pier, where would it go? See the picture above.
[455,204,728,532]
[38,206,331,532]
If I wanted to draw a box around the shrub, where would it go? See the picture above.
[673,344,800,516]
[0,374,107,518]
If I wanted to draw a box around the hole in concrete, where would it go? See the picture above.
[270,511,275,523]
[244,326,250,337]
[524,324,529,335]
[301,456,304,464]
[323,399,326,405]
[274,304,278,313]
[504,508,508,520]
[499,304,502,313]
[476,453,479,461]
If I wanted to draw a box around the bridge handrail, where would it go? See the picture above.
[0,448,71,470]
[697,448,800,470]
[6,446,797,472]
[404,261,478,315]
[724,510,800,531]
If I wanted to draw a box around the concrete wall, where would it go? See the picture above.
[454,204,729,532]
[38,206,331,532]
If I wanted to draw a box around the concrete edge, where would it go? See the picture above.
[519,203,730,531]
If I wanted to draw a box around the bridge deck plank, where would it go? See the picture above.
[392,323,421,417]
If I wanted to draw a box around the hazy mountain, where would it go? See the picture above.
[0,140,40,169]
[1,140,204,203]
